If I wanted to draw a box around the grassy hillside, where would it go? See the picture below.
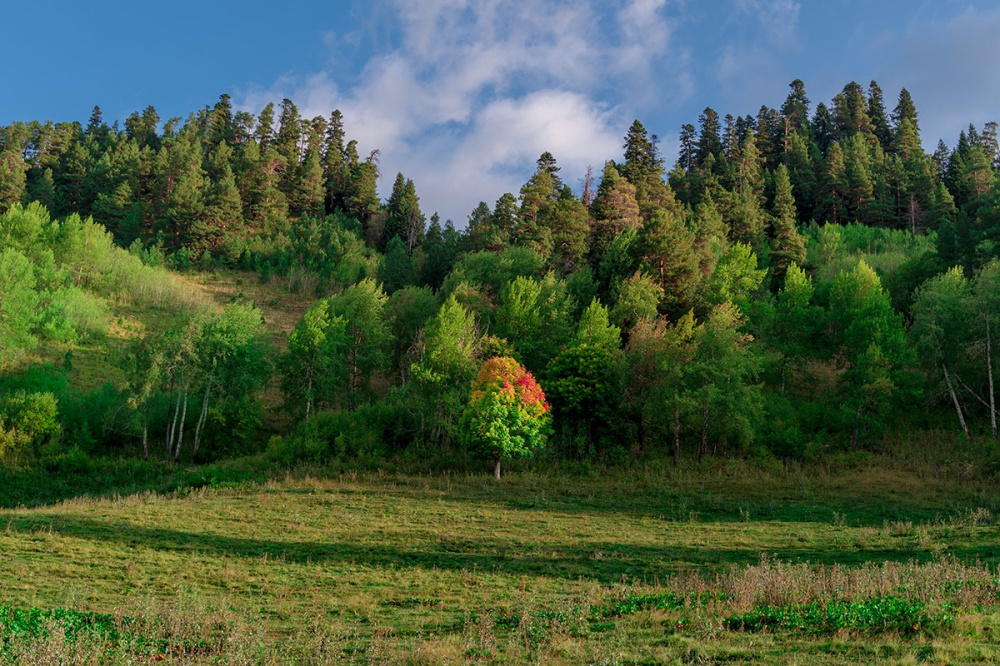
[2,454,1000,664]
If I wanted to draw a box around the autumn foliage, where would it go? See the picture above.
[462,356,550,479]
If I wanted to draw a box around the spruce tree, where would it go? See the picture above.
[769,164,806,285]
[867,81,892,149]
[892,88,919,133]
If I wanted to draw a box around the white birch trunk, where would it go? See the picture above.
[174,385,189,461]
[988,317,997,442]
[943,362,974,443]
[193,381,212,457]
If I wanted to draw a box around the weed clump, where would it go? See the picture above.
[723,596,954,636]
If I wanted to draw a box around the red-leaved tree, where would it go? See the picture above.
[461,356,551,479]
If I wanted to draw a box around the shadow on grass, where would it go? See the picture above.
[0,458,272,510]
[7,513,1000,582]
[2,458,990,532]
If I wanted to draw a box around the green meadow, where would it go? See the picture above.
[2,447,1000,664]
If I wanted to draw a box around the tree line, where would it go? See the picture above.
[1,79,1000,471]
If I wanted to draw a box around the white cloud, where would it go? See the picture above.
[236,0,688,224]
[730,0,801,48]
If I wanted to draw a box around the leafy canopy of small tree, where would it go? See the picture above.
[461,356,551,479]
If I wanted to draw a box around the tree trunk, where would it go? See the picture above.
[943,362,974,443]
[193,381,211,458]
[850,401,864,448]
[305,371,313,423]
[673,403,681,466]
[988,318,997,442]
[494,459,501,481]
[165,376,176,455]
[699,400,709,462]
[174,386,189,461]
[142,421,148,461]
[168,382,182,458]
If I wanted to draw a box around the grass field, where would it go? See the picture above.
[3,445,1000,664]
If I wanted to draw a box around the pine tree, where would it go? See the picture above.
[783,132,818,222]
[323,109,349,213]
[296,144,325,218]
[155,135,206,248]
[818,141,848,224]
[696,108,724,170]
[892,88,919,134]
[770,164,806,285]
[867,81,892,149]
[832,82,874,139]
[0,151,26,212]
[843,133,875,222]
[383,173,424,252]
[208,94,235,148]
[198,143,243,252]
[255,102,275,147]
[621,120,660,184]
[589,161,641,268]
[812,102,836,153]
[780,79,811,134]
[636,208,699,314]
[379,236,416,294]
[678,123,696,173]
[736,129,765,203]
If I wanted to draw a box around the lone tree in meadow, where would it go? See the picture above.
[461,356,551,480]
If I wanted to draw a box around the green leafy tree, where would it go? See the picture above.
[188,304,271,458]
[384,285,438,374]
[283,300,349,420]
[0,248,40,367]
[689,303,761,460]
[772,264,820,392]
[911,267,974,441]
[572,299,621,351]
[624,312,699,462]
[326,278,391,407]
[830,261,911,446]
[610,272,663,331]
[411,295,480,446]
[971,260,1000,441]
[494,274,574,372]
[461,356,551,479]
[704,242,766,310]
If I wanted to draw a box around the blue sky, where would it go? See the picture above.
[4,1,999,224]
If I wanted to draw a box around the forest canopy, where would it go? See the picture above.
[1,79,999,472]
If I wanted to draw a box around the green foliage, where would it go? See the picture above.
[410,295,480,446]
[704,242,766,309]
[326,278,391,407]
[0,248,41,365]
[830,261,913,444]
[724,597,951,637]
[609,272,662,330]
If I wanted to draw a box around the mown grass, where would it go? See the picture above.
[2,454,1000,663]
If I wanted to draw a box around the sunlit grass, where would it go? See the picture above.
[3,459,1000,663]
